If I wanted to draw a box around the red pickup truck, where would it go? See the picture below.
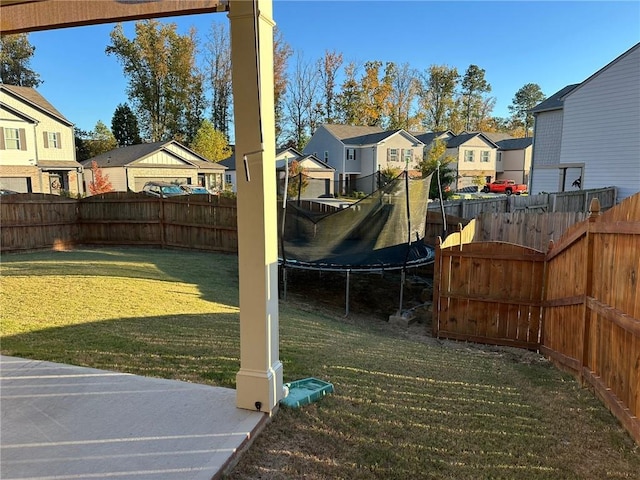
[482,179,528,195]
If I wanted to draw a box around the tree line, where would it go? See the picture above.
[1,23,546,161]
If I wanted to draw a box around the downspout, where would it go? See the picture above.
[33,120,42,193]
[529,113,538,193]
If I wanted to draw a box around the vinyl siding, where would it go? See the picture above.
[560,45,640,200]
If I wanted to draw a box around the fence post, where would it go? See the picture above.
[432,236,442,338]
[580,197,601,384]
[540,239,554,349]
[159,197,165,249]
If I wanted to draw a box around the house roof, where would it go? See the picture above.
[82,140,226,171]
[495,137,533,150]
[0,84,72,126]
[480,132,514,143]
[276,154,335,171]
[321,124,383,142]
[446,132,499,148]
[411,131,453,145]
[529,84,580,114]
[37,159,83,169]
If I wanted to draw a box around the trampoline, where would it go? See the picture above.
[277,169,436,315]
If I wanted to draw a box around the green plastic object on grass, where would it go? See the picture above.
[280,377,334,408]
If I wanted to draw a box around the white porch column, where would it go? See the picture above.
[228,0,283,413]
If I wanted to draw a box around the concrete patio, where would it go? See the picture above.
[0,355,266,480]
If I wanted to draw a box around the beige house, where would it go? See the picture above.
[494,137,533,185]
[445,132,500,190]
[81,140,226,194]
[0,84,83,195]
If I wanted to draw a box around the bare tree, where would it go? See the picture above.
[387,62,420,131]
[317,50,343,125]
[284,52,321,150]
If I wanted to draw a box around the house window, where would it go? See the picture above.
[464,150,474,162]
[346,148,356,160]
[46,131,60,149]
[403,148,413,163]
[388,148,398,161]
[481,151,490,162]
[497,152,502,163]
[225,174,232,184]
[4,128,20,149]
[324,151,329,162]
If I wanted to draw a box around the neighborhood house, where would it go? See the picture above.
[0,84,83,195]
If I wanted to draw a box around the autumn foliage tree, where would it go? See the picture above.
[88,160,114,195]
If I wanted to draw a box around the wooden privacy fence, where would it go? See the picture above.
[433,222,546,350]
[474,211,588,251]
[0,192,238,253]
[428,186,617,219]
[433,193,640,443]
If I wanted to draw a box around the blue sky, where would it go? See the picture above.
[27,1,640,134]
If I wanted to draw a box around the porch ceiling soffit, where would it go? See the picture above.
[0,0,227,35]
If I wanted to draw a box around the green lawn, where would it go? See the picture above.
[1,248,638,479]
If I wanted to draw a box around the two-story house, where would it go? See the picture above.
[0,84,83,195]
[303,124,424,195]
[530,42,640,200]
[444,132,500,190]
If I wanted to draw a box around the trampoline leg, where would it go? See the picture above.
[283,267,287,302]
[398,269,405,315]
[345,270,350,317]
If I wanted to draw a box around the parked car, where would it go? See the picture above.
[0,188,20,195]
[482,179,528,195]
[180,184,213,195]
[141,181,187,198]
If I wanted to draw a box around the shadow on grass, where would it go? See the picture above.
[1,312,241,389]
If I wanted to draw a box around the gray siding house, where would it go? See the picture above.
[303,124,424,195]
[530,43,640,200]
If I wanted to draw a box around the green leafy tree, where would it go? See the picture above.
[106,20,204,142]
[111,103,141,146]
[461,64,492,132]
[508,83,546,136]
[88,160,114,195]
[87,121,118,158]
[0,33,42,87]
[336,62,363,125]
[419,65,459,131]
[74,128,92,162]
[418,138,457,199]
[190,119,232,162]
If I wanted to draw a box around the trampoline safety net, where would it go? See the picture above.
[277,171,435,271]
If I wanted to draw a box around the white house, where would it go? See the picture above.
[530,43,640,200]
[0,84,83,195]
